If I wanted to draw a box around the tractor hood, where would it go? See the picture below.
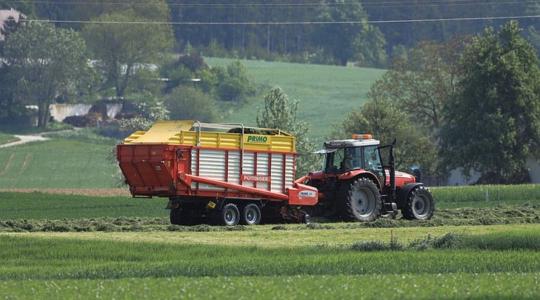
[386,170,416,187]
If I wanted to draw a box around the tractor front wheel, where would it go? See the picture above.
[340,178,382,222]
[401,186,435,220]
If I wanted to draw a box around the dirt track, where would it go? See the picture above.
[0,134,49,149]
[0,188,130,197]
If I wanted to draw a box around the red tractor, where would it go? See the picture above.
[300,134,434,221]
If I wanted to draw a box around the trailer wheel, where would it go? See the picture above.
[241,203,262,225]
[340,177,382,222]
[216,203,241,226]
[401,185,434,220]
[170,208,198,226]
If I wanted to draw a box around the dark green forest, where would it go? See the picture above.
[3,0,540,66]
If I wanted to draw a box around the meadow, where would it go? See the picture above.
[0,133,18,145]
[0,225,539,299]
[206,58,385,139]
[0,130,119,189]
[0,186,539,299]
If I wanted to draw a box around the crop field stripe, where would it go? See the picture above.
[1,235,540,281]
[1,274,539,300]
[1,229,539,299]
[3,224,538,248]
[0,153,15,177]
[17,153,32,176]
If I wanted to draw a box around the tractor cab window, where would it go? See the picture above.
[342,147,362,171]
[324,147,363,173]
[324,148,343,173]
[363,146,383,176]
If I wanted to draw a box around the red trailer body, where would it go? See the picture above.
[117,143,317,206]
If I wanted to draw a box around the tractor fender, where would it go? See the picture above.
[338,170,382,190]
[397,183,424,208]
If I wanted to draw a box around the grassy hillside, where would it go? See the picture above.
[206,58,385,140]
[0,131,119,189]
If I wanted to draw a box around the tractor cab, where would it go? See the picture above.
[319,134,384,180]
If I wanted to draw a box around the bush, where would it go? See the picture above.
[118,94,169,132]
[351,241,388,251]
[213,61,254,102]
[177,53,207,72]
[166,86,218,122]
[161,53,209,94]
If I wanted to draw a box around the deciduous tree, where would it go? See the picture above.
[83,9,173,98]
[441,21,540,183]
[4,22,91,128]
[257,87,319,176]
[336,98,438,176]
[313,0,386,66]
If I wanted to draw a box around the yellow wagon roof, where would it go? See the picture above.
[123,120,296,153]
[125,120,194,144]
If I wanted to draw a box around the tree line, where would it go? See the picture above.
[4,0,540,67]
[0,0,255,130]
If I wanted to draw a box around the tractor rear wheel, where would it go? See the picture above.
[340,178,382,222]
[170,208,199,225]
[401,186,434,220]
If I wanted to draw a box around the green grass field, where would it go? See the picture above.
[0,133,18,145]
[206,58,385,140]
[1,226,539,299]
[0,131,119,189]
[0,188,539,298]
[0,193,165,220]
[431,184,540,208]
